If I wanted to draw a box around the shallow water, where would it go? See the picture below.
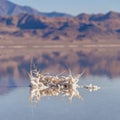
[0,76,120,120]
[0,47,120,120]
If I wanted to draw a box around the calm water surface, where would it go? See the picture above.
[0,76,120,120]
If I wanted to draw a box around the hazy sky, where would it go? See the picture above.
[9,0,120,15]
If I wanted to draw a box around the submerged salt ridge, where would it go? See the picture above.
[29,65,101,103]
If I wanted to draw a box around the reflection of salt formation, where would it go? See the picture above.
[29,67,83,103]
[83,84,101,92]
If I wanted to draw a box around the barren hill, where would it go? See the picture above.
[0,11,120,42]
[0,0,120,42]
[0,0,72,17]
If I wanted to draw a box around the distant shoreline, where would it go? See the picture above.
[0,43,120,49]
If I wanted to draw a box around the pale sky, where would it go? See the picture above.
[9,0,120,15]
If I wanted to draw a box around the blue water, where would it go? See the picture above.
[0,76,120,120]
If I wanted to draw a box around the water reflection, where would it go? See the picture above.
[0,47,120,80]
[0,76,120,120]
[29,83,101,104]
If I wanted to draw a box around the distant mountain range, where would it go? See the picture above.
[0,0,72,17]
[0,0,120,41]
